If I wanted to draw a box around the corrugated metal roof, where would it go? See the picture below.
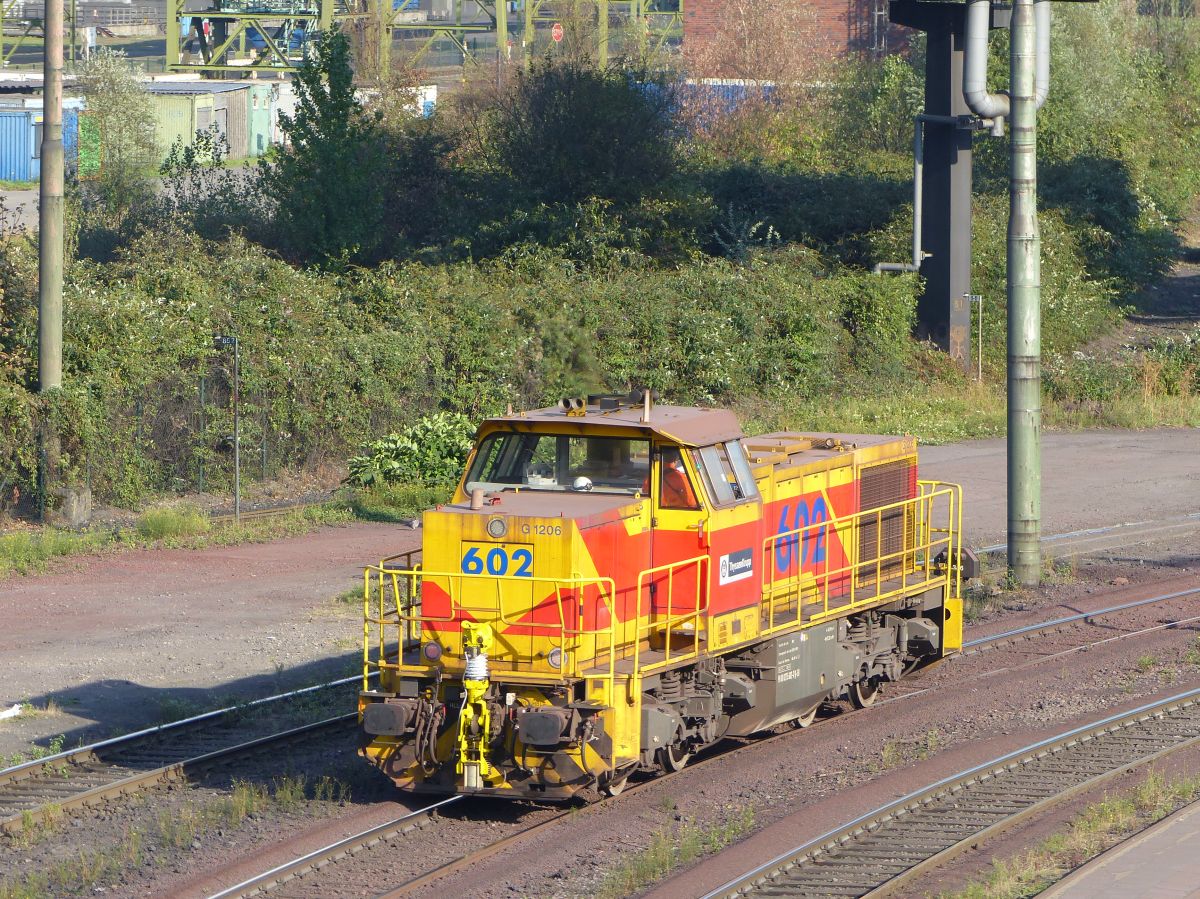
[148,82,251,95]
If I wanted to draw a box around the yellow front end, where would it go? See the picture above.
[358,497,646,800]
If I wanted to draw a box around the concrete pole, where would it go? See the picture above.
[38,0,65,394]
[233,338,241,523]
[1007,0,1041,585]
[495,0,507,73]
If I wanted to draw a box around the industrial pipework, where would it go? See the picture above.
[874,0,1051,277]
[1006,0,1042,587]
[963,0,1051,126]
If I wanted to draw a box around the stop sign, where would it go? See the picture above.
[551,22,564,42]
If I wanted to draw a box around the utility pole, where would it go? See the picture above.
[39,0,65,394]
[215,335,241,523]
[1007,0,1042,586]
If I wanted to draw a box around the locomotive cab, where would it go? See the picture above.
[358,396,965,800]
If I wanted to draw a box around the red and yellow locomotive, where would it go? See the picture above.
[359,395,965,799]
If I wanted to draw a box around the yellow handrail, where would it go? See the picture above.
[633,554,710,676]
[361,566,620,686]
[760,485,960,634]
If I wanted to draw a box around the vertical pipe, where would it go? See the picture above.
[198,377,206,493]
[912,117,924,270]
[1007,0,1041,586]
[233,339,241,523]
[261,392,268,481]
[39,0,64,394]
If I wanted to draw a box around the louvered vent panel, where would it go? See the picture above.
[858,459,914,583]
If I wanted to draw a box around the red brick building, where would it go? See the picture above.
[684,0,899,60]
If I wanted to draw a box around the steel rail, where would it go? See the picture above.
[204,797,462,899]
[208,500,327,526]
[978,511,1200,557]
[0,674,370,832]
[703,686,1200,898]
[962,585,1200,652]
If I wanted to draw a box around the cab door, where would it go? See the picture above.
[649,441,763,653]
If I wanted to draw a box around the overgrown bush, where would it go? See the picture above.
[263,31,390,263]
[345,413,475,487]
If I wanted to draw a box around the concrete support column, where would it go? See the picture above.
[1007,0,1042,585]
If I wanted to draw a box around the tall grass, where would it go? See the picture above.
[0,529,113,576]
[135,505,210,540]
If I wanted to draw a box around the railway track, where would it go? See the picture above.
[961,586,1200,651]
[0,676,362,833]
[704,686,1200,898]
[978,511,1200,561]
[201,580,1200,897]
[208,500,329,526]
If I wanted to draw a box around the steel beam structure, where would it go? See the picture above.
[522,0,681,67]
[0,0,81,69]
[167,0,679,75]
[166,0,371,73]
[889,0,979,368]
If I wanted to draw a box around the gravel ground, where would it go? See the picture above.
[0,431,1196,896]
[10,559,1183,899]
[0,522,420,759]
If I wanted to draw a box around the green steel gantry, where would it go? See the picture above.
[166,0,373,73]
[0,0,84,69]
[167,0,682,76]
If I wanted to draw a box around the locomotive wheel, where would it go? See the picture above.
[850,679,880,709]
[600,772,630,797]
[792,703,820,728]
[657,743,692,773]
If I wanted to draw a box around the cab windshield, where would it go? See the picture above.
[465,432,651,495]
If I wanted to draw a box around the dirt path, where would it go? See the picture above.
[1086,215,1200,357]
[0,522,419,757]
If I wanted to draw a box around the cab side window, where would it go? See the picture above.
[658,446,701,510]
[692,442,760,506]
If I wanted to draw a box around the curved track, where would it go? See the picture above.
[704,687,1200,897]
[0,677,363,832]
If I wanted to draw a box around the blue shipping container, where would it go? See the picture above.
[0,110,37,181]
[0,100,83,182]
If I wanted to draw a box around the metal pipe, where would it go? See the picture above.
[1007,0,1041,586]
[232,338,241,523]
[38,0,64,393]
[963,0,1051,125]
[1034,0,1051,109]
[873,113,959,275]
[963,0,1009,121]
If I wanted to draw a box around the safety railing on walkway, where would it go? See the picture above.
[761,483,960,636]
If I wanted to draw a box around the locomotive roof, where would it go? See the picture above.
[482,403,745,448]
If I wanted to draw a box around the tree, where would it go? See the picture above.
[263,30,389,263]
[75,48,158,213]
[487,57,681,206]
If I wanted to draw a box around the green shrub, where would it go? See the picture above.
[346,413,475,488]
[0,529,112,577]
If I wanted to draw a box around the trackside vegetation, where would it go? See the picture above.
[0,2,1197,517]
